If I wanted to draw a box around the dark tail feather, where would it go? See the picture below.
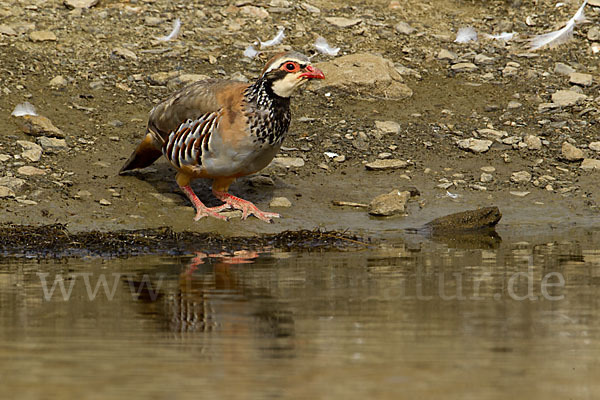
[119,132,163,175]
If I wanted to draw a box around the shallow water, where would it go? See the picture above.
[1,231,600,399]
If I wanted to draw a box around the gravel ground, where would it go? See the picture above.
[1,0,600,237]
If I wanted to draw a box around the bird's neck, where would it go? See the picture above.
[245,77,290,112]
[244,77,292,145]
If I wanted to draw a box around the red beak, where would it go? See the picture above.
[300,65,325,80]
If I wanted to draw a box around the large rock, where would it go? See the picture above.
[423,206,502,233]
[451,62,477,73]
[474,54,495,65]
[365,159,408,171]
[0,25,17,36]
[49,75,67,87]
[580,159,600,170]
[269,197,292,207]
[0,186,15,198]
[248,175,274,187]
[112,47,137,61]
[239,6,269,19]
[552,90,587,107]
[569,72,593,87]
[270,157,305,169]
[18,115,64,138]
[0,176,26,192]
[478,128,507,141]
[313,53,413,100]
[588,26,600,41]
[64,0,99,8]
[368,190,411,216]
[589,142,600,152]
[29,30,57,42]
[554,62,575,75]
[561,142,584,161]
[147,71,179,85]
[325,17,362,28]
[301,2,320,13]
[437,49,458,61]
[374,120,400,135]
[457,138,493,153]
[17,166,46,176]
[38,136,68,152]
[17,140,42,162]
[394,22,415,35]
[524,135,542,150]
[510,170,532,183]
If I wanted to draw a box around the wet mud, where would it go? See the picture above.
[0,223,369,258]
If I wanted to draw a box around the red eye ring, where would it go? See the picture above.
[284,62,297,71]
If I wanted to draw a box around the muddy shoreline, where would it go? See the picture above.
[1,0,600,249]
[0,223,370,258]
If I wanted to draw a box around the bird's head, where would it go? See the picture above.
[259,51,325,98]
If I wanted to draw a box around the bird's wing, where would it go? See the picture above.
[160,82,255,174]
[162,113,220,171]
[148,79,249,140]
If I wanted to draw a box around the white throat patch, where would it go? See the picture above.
[271,73,306,98]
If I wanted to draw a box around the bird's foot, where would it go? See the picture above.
[213,191,280,223]
[193,203,231,221]
[181,185,230,221]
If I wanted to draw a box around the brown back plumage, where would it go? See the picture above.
[119,80,248,174]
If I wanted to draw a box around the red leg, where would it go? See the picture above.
[213,190,280,222]
[181,185,229,221]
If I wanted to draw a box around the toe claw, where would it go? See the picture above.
[182,185,228,222]
[194,209,228,221]
[255,211,280,223]
[213,191,282,222]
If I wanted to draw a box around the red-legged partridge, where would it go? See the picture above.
[119,51,325,222]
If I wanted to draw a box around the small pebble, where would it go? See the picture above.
[269,197,291,207]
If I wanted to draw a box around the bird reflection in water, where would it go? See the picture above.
[129,249,295,356]
[171,249,262,333]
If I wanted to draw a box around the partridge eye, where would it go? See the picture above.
[285,63,296,71]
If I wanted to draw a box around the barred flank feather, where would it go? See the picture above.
[163,114,218,169]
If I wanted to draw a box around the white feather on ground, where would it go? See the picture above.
[243,45,259,58]
[314,36,340,56]
[484,32,516,41]
[11,102,37,117]
[529,0,588,50]
[454,26,478,43]
[259,28,285,48]
[156,18,181,41]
